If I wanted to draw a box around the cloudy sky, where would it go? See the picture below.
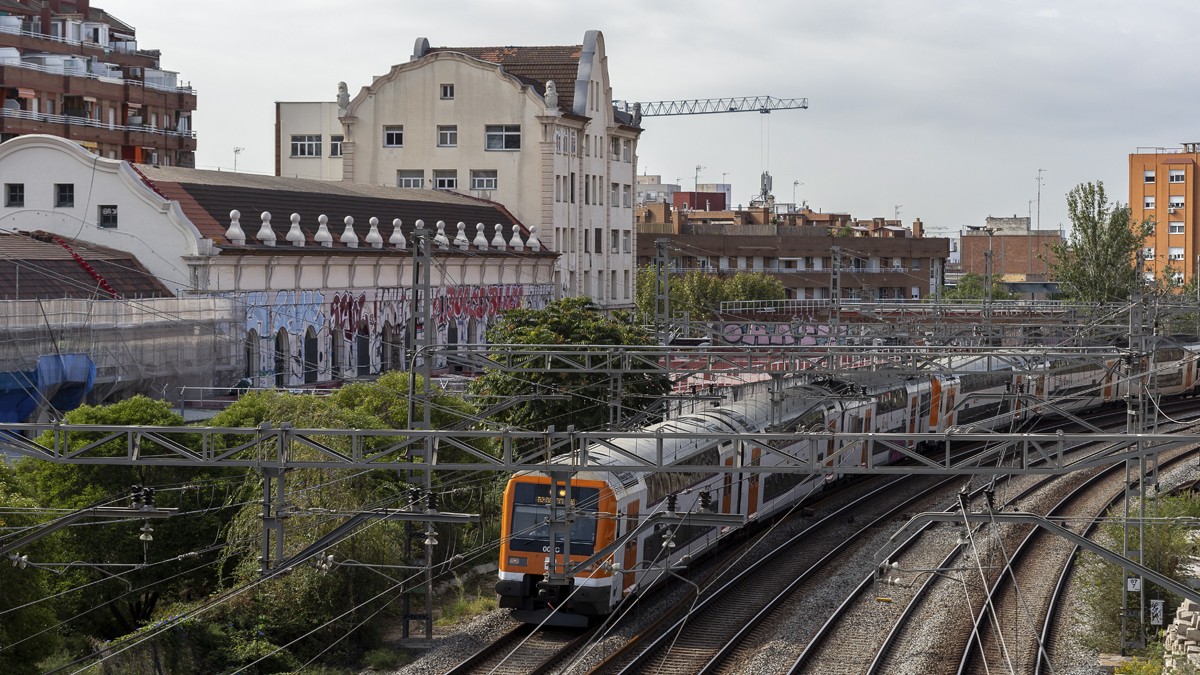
[96,0,1197,239]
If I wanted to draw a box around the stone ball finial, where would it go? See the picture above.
[340,215,359,248]
[256,211,276,246]
[314,214,333,247]
[286,213,305,246]
[527,225,541,251]
[434,220,449,248]
[454,221,469,249]
[509,223,524,251]
[226,209,246,245]
[492,223,506,250]
[389,218,406,249]
[365,216,384,248]
[473,222,488,249]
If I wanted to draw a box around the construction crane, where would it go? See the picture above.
[615,96,808,117]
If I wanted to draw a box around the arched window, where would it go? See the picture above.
[355,322,371,377]
[303,327,318,384]
[245,329,259,382]
[274,329,290,387]
[381,322,402,373]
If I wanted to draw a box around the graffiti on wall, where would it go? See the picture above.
[719,319,848,346]
[245,283,553,386]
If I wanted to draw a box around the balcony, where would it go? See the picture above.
[0,107,196,151]
[0,58,195,98]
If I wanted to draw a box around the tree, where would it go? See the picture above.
[1077,494,1200,654]
[1049,181,1153,302]
[15,396,233,639]
[0,464,61,673]
[635,267,787,323]
[942,273,1015,301]
[469,297,671,441]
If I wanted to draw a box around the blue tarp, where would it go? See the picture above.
[0,354,96,422]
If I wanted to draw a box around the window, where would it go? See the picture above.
[433,170,457,190]
[290,134,321,157]
[1169,196,1185,209]
[55,183,74,207]
[470,169,497,190]
[621,184,631,208]
[594,228,603,253]
[1145,195,1155,209]
[1144,247,1156,260]
[621,139,631,162]
[1169,246,1185,261]
[912,258,922,270]
[1144,170,1155,183]
[330,135,343,157]
[440,83,454,100]
[5,183,23,207]
[398,170,424,188]
[570,172,576,203]
[437,125,458,147]
[610,229,619,252]
[622,230,630,253]
[98,204,118,228]
[610,137,619,159]
[1169,221,1185,234]
[485,125,521,150]
[1170,169,1186,183]
[383,125,404,147]
[610,182,618,205]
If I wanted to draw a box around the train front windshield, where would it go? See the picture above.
[509,482,599,556]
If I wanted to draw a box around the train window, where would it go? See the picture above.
[508,483,599,554]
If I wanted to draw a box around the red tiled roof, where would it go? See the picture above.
[427,45,582,112]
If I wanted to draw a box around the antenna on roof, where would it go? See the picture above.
[233,147,244,172]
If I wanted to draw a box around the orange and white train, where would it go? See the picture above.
[496,337,1200,626]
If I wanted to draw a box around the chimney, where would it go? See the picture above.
[912,218,924,238]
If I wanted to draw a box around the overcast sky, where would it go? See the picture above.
[95,0,1199,239]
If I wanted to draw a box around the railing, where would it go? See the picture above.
[0,107,196,139]
[0,56,195,95]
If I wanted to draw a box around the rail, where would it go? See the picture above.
[0,56,195,95]
[0,107,197,139]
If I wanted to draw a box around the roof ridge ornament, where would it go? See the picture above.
[492,223,507,250]
[340,215,359,248]
[256,211,276,246]
[286,213,305,247]
[226,210,246,245]
[454,221,470,249]
[473,222,488,249]
[365,216,384,248]
[314,214,333,247]
[390,218,406,249]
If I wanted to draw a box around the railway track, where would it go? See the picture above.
[443,404,1200,674]
[444,623,597,675]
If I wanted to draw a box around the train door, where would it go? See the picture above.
[928,378,942,433]
[746,445,761,518]
[621,500,639,592]
[722,455,734,514]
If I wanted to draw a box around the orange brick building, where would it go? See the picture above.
[1129,144,1200,285]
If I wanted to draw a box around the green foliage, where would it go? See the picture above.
[634,267,787,323]
[1114,640,1164,674]
[1049,181,1153,302]
[942,273,1015,301]
[14,396,234,639]
[0,464,61,672]
[1077,495,1200,653]
[470,297,671,441]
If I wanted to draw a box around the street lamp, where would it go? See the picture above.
[793,180,803,210]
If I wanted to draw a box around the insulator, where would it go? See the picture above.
[142,487,155,507]
[699,491,712,511]
[666,493,678,513]
[409,487,422,510]
[130,484,143,507]
[426,490,437,512]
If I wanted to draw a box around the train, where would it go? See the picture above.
[495,337,1200,627]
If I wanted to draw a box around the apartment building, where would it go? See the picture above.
[277,30,640,309]
[1130,143,1199,285]
[636,202,949,301]
[0,0,195,166]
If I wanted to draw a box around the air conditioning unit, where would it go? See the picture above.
[1169,207,1177,214]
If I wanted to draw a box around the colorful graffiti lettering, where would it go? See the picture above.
[720,320,843,346]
